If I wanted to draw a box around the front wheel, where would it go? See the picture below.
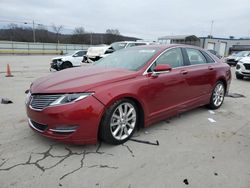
[61,61,73,70]
[236,74,244,80]
[207,81,225,110]
[100,99,138,145]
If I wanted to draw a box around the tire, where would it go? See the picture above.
[207,81,225,110]
[100,99,138,145]
[236,74,244,80]
[61,61,73,70]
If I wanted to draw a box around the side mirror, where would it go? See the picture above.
[154,64,172,72]
[152,64,172,77]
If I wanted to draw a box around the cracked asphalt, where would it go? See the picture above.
[0,55,250,188]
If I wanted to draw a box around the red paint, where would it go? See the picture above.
[26,45,231,144]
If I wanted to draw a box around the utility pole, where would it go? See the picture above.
[90,33,93,45]
[209,20,214,38]
[32,20,36,43]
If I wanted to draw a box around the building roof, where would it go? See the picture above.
[158,35,199,40]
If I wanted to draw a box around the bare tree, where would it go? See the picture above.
[52,24,63,43]
[106,29,120,35]
[73,27,85,35]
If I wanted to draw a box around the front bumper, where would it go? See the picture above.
[235,63,250,77]
[26,95,105,145]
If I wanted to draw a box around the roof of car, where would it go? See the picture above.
[133,44,203,50]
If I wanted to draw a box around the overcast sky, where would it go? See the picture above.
[1,0,250,40]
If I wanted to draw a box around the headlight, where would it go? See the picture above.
[50,93,94,106]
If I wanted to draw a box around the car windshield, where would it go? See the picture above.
[235,51,249,57]
[94,48,160,71]
[111,42,127,50]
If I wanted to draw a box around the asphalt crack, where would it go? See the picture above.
[122,144,135,157]
[59,151,86,180]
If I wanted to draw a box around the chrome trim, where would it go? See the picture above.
[49,128,77,133]
[28,119,44,133]
[142,46,217,76]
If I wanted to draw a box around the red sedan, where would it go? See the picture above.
[26,45,231,145]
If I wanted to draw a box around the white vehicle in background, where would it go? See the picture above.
[85,41,154,63]
[226,51,250,66]
[235,57,250,79]
[50,50,87,71]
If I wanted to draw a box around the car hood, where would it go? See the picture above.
[52,55,71,60]
[30,66,137,94]
[227,55,243,61]
[239,57,250,64]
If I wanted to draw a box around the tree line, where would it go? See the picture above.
[0,24,139,45]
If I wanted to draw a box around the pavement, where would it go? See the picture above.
[0,55,249,188]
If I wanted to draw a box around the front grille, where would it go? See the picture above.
[30,94,62,110]
[243,64,250,70]
[30,119,48,131]
[242,72,250,75]
[227,59,236,62]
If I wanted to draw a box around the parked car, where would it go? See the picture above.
[225,51,250,66]
[207,49,222,59]
[26,44,231,145]
[50,50,87,71]
[84,41,153,63]
[235,57,250,79]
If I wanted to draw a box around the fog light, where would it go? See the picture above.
[49,125,78,133]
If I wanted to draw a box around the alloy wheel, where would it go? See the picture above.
[110,102,137,140]
[213,83,225,107]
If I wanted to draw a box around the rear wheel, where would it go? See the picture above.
[100,99,138,145]
[208,81,225,110]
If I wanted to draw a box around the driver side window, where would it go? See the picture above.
[149,48,183,72]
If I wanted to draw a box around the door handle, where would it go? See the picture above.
[180,70,188,75]
[208,66,214,70]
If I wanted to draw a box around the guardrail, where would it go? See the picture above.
[0,41,93,55]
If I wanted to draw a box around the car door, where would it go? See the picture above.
[72,51,86,66]
[145,48,189,118]
[181,48,217,101]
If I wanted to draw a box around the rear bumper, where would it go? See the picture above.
[26,96,105,145]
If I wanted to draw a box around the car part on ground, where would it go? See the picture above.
[50,50,87,71]
[26,44,231,145]
[235,57,250,79]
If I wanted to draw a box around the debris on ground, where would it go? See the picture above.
[226,93,246,98]
[1,98,13,104]
[208,118,216,123]
[214,172,218,176]
[129,138,159,146]
[183,179,189,185]
[208,110,215,115]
